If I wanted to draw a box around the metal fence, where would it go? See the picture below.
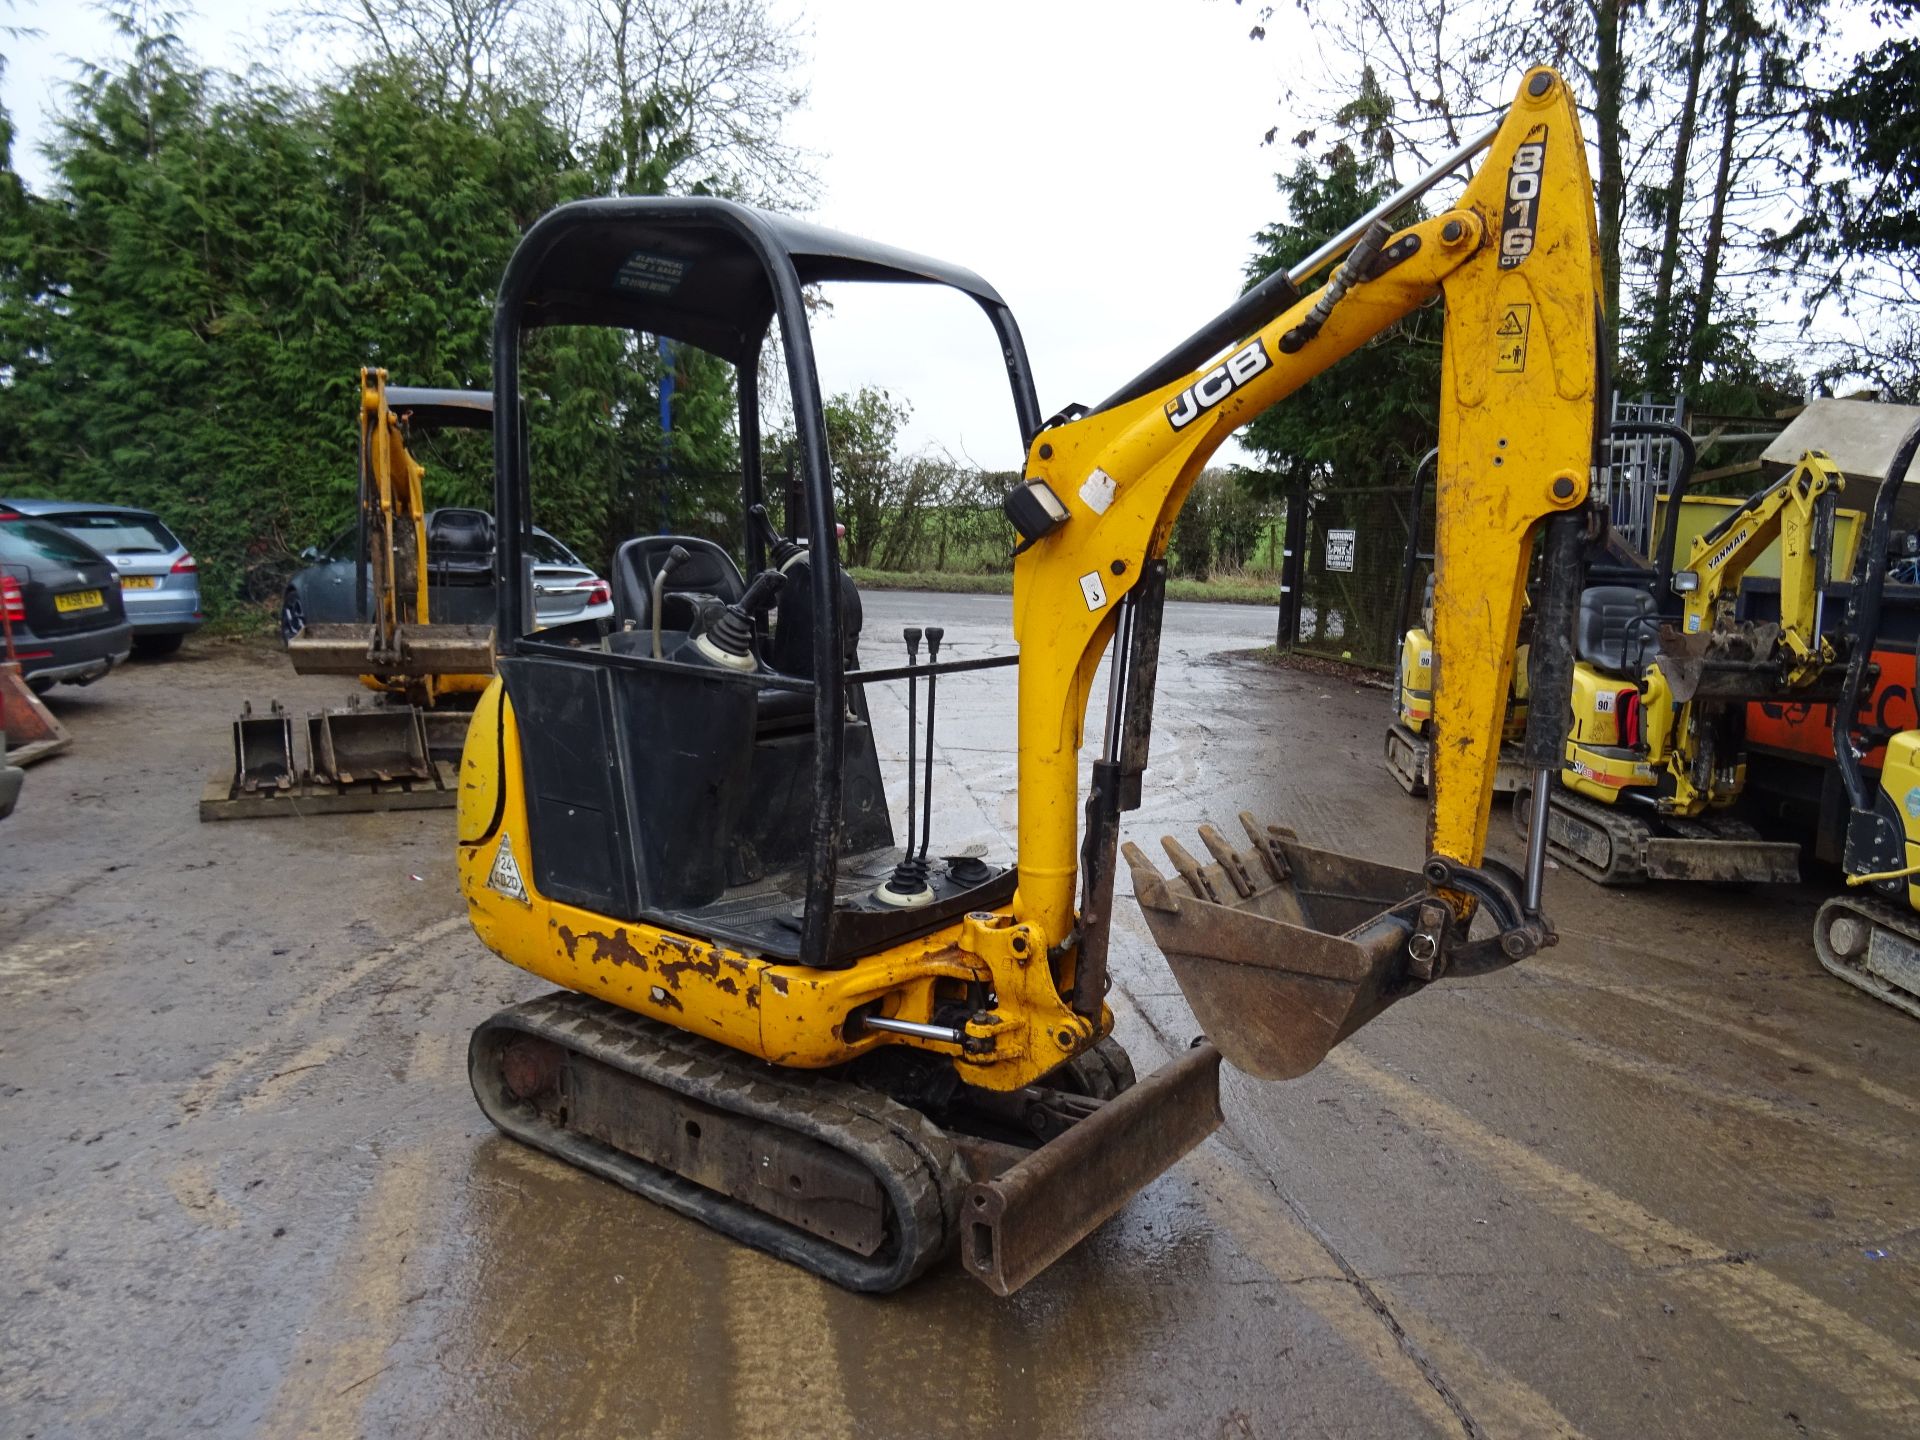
[1277,479,1431,668]
[1605,393,1687,559]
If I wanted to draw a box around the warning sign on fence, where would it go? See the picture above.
[1324,528,1356,573]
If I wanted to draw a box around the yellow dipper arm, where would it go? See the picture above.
[1007,67,1602,950]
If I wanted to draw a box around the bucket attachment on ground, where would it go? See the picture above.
[289,622,495,679]
[1125,812,1438,1082]
[232,701,297,792]
[0,660,73,766]
[306,703,434,786]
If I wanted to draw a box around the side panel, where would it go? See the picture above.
[497,654,640,916]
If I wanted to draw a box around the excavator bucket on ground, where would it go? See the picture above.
[288,622,494,679]
[231,701,297,793]
[1125,812,1430,1081]
[306,704,434,786]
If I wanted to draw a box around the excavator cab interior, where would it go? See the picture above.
[488,200,1037,960]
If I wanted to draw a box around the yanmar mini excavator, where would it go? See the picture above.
[1516,449,1848,884]
[458,67,1604,1294]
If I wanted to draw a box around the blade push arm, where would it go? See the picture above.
[1008,68,1602,964]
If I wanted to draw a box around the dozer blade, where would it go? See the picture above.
[288,622,494,678]
[231,701,297,792]
[961,1039,1223,1297]
[305,705,434,786]
[1125,812,1426,1081]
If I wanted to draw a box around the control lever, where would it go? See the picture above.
[748,504,802,567]
[651,545,691,660]
[919,626,943,863]
[878,626,936,907]
[676,568,784,673]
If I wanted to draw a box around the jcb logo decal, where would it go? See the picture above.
[1167,340,1270,431]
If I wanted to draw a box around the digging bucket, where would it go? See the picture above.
[1124,812,1431,1081]
[289,622,494,679]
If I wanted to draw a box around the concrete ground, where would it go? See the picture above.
[1,591,1915,1439]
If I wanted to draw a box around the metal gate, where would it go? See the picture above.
[1606,393,1687,559]
[1276,477,1430,668]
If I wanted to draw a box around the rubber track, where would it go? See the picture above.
[1515,783,1653,885]
[1813,893,1920,1021]
[470,991,970,1293]
[1516,784,1777,887]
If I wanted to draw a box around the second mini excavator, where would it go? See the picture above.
[1516,449,1849,883]
[289,369,496,708]
[457,67,1604,1294]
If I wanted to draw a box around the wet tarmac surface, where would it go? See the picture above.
[1,592,1915,1438]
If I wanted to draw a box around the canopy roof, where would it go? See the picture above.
[501,196,1012,364]
[383,387,494,432]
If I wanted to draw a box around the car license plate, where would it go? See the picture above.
[55,588,104,613]
[120,575,158,590]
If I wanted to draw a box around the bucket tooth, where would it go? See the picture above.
[1158,836,1218,902]
[1127,812,1427,1081]
[1196,823,1257,898]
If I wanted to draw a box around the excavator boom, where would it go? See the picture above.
[1008,67,1602,1078]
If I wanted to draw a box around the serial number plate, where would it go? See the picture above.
[120,575,158,589]
[55,588,104,612]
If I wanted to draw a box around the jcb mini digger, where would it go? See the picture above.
[459,68,1605,1294]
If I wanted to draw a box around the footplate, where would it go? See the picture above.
[1125,813,1430,1081]
[961,1040,1223,1297]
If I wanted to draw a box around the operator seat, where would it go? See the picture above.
[613,535,746,632]
[1575,585,1662,674]
[425,508,496,581]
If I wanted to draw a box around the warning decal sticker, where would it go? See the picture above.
[1494,304,1532,373]
[488,833,530,904]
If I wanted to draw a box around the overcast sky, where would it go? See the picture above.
[2,1,1333,467]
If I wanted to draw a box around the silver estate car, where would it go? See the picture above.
[0,499,202,656]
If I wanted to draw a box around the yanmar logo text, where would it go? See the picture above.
[1707,527,1750,572]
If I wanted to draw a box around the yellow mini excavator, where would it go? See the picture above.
[1816,418,1920,1019]
[1517,449,1848,883]
[458,67,1604,1294]
[289,369,496,706]
[1385,447,1533,797]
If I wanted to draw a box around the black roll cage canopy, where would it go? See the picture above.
[381,386,495,432]
[489,195,1043,959]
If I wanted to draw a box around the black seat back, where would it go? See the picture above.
[613,535,745,630]
[424,508,496,583]
[1576,585,1661,673]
